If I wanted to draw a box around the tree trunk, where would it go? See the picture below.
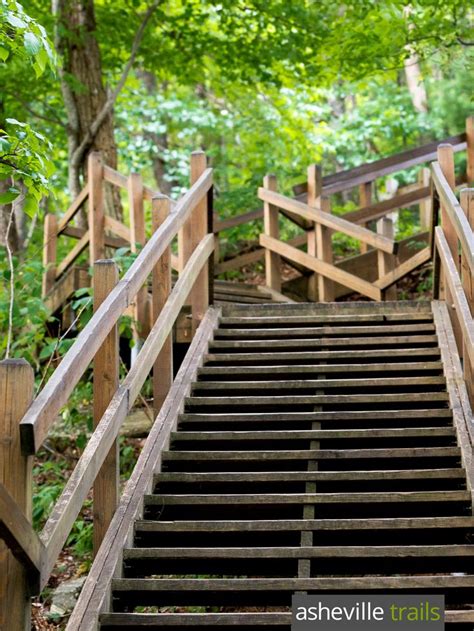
[53,0,122,220]
[0,178,21,254]
[404,53,428,114]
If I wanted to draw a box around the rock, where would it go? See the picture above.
[49,577,86,617]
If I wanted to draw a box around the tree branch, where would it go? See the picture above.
[70,0,160,169]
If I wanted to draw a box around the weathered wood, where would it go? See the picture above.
[467,116,474,184]
[92,261,119,558]
[88,152,105,264]
[263,174,281,292]
[377,215,397,299]
[152,196,173,416]
[57,184,89,234]
[419,168,431,230]
[189,151,210,333]
[102,164,128,190]
[215,207,263,232]
[345,186,429,225]
[128,172,148,342]
[62,225,128,249]
[460,188,474,408]
[316,196,334,301]
[0,484,45,591]
[259,188,398,255]
[358,181,372,253]
[215,323,434,337]
[20,167,212,454]
[198,361,442,376]
[67,308,220,631]
[374,246,431,291]
[0,359,34,631]
[260,234,382,300]
[209,334,437,349]
[55,229,90,279]
[42,213,57,296]
[104,216,131,243]
[435,227,474,370]
[306,164,321,301]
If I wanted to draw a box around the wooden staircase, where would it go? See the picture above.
[96,300,474,630]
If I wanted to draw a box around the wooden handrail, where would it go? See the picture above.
[39,232,214,582]
[57,184,89,235]
[21,167,213,455]
[435,226,474,372]
[431,162,474,275]
[258,187,398,255]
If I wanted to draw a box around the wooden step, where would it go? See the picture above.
[185,392,449,406]
[215,324,436,338]
[198,362,444,377]
[163,447,460,461]
[221,300,433,316]
[123,544,474,560]
[111,575,474,592]
[179,409,453,424]
[209,336,438,350]
[220,312,434,325]
[171,428,455,442]
[144,491,470,505]
[192,377,446,391]
[135,516,474,533]
[100,612,290,627]
[156,469,464,485]
[204,348,441,363]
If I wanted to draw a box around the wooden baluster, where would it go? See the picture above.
[359,181,372,253]
[460,188,474,406]
[307,164,321,302]
[263,174,281,292]
[189,151,210,334]
[418,167,431,231]
[0,359,34,631]
[128,172,148,346]
[42,213,57,297]
[377,216,397,300]
[152,195,173,417]
[316,197,335,302]
[92,260,119,557]
[88,152,105,264]
[466,116,474,185]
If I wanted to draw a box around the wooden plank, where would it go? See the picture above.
[466,116,474,184]
[152,196,173,416]
[92,261,119,558]
[306,164,321,301]
[67,308,221,631]
[260,234,381,300]
[20,167,212,454]
[215,208,263,232]
[209,334,437,349]
[164,446,460,461]
[215,323,435,337]
[128,172,147,342]
[0,360,35,628]
[42,213,57,296]
[99,612,291,626]
[435,228,474,369]
[0,484,45,590]
[259,188,397,255]
[215,234,306,274]
[461,188,474,408]
[136,516,474,532]
[316,196,335,301]
[102,165,128,190]
[377,215,397,299]
[320,132,467,195]
[57,184,89,234]
[374,246,431,290]
[419,168,431,230]
[104,216,130,243]
[189,151,210,333]
[88,152,105,263]
[110,574,474,591]
[173,427,453,440]
[62,225,128,250]
[55,230,90,279]
[358,181,372,253]
[198,362,443,376]
[432,161,474,275]
[263,174,281,291]
[346,186,429,225]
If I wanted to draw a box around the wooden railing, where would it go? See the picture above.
[0,152,214,630]
[431,144,474,424]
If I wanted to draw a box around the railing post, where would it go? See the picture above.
[92,260,119,557]
[42,213,57,297]
[359,181,372,253]
[418,167,431,231]
[0,359,34,631]
[128,173,148,346]
[437,144,457,300]
[307,164,321,302]
[88,152,105,264]
[151,195,173,417]
[460,188,474,406]
[377,216,397,300]
[263,174,281,292]
[189,151,210,334]
[466,116,474,185]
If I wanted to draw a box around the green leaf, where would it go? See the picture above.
[23,195,38,218]
[24,32,41,56]
[0,46,9,62]
[0,188,20,204]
